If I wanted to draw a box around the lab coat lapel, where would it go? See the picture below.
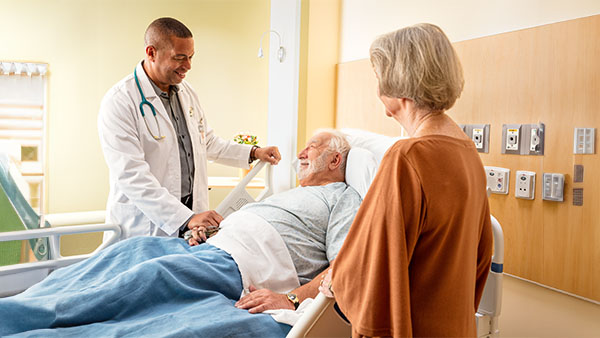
[177,86,198,140]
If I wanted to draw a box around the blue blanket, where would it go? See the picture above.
[0,237,291,337]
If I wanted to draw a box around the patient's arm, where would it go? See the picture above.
[234,263,333,313]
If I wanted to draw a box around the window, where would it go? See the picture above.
[0,61,48,214]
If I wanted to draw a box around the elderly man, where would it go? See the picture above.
[0,131,361,337]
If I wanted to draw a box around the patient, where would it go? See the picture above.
[0,130,361,338]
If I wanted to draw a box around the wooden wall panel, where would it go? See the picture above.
[335,60,406,137]
[335,15,600,301]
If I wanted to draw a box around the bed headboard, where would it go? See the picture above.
[334,14,600,303]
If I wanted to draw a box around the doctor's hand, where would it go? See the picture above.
[235,285,294,313]
[255,146,281,165]
[187,211,223,232]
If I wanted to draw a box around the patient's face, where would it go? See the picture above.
[297,133,331,182]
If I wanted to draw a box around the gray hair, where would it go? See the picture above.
[370,23,464,113]
[314,128,351,174]
[145,17,193,50]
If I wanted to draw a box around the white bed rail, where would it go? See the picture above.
[286,293,351,338]
[0,212,120,297]
[476,215,504,338]
[216,160,273,218]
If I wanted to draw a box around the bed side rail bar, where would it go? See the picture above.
[215,161,273,218]
[0,222,121,277]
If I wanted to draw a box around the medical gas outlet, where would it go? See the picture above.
[502,123,544,155]
[515,171,535,199]
[485,166,510,195]
[506,129,519,151]
[460,124,490,153]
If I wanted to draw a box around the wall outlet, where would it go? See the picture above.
[502,124,521,154]
[542,173,565,202]
[530,128,540,151]
[506,128,519,150]
[515,170,535,199]
[473,128,484,149]
[485,166,510,195]
[462,124,490,153]
[525,123,545,155]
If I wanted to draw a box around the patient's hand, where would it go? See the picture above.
[255,146,281,165]
[234,285,294,313]
[318,268,334,298]
[185,225,219,246]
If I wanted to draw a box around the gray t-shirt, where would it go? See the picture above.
[241,182,362,284]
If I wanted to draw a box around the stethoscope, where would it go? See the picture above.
[134,68,165,140]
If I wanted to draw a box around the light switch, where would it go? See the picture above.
[573,128,595,154]
[515,171,535,199]
[485,166,510,195]
[542,173,564,202]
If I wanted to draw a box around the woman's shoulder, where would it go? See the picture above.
[387,135,474,156]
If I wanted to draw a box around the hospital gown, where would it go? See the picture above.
[0,182,360,337]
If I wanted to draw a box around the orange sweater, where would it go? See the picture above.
[333,135,493,337]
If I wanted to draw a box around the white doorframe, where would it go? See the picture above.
[267,0,302,193]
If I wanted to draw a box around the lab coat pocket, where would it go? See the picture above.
[111,202,152,238]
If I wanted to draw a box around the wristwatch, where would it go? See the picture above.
[286,293,299,310]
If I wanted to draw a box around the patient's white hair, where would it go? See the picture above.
[314,129,351,174]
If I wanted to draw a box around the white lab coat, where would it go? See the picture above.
[98,61,251,240]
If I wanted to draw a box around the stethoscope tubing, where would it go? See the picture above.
[134,67,165,140]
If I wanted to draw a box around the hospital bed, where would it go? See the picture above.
[0,130,504,337]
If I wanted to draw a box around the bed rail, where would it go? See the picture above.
[216,160,273,218]
[0,211,120,297]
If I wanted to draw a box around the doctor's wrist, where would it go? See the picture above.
[178,215,194,237]
[249,145,260,164]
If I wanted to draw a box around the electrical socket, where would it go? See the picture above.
[515,170,535,199]
[485,166,510,195]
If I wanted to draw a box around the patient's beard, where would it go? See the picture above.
[297,152,329,181]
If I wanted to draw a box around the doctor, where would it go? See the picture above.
[98,17,280,240]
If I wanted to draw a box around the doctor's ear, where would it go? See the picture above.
[146,45,157,60]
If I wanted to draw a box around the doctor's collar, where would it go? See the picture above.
[140,61,181,97]
[147,73,180,99]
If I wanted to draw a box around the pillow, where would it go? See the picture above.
[345,147,378,200]
[341,128,405,164]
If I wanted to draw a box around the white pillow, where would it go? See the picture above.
[345,147,378,200]
[341,128,405,164]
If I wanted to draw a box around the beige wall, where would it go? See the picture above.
[339,0,600,62]
[0,0,270,215]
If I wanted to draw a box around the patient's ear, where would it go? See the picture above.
[329,152,342,170]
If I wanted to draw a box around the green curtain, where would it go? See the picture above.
[0,154,49,266]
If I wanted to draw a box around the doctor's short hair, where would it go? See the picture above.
[145,17,193,49]
[370,23,464,113]
[314,129,351,174]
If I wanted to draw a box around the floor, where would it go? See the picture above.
[499,275,600,337]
